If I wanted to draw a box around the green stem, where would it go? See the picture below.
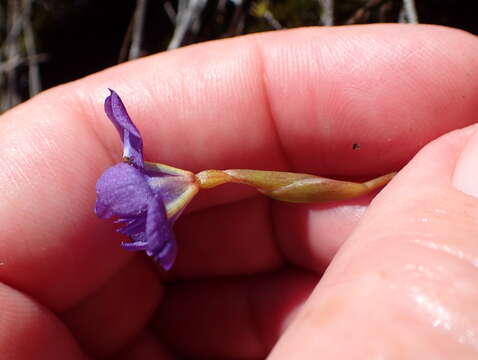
[195,169,396,203]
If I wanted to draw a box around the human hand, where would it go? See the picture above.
[1,24,478,359]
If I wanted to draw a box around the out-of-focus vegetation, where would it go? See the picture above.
[0,0,475,113]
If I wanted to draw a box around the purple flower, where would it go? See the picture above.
[95,89,198,270]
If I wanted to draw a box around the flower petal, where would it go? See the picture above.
[117,215,146,236]
[121,232,149,250]
[95,163,152,218]
[144,163,199,220]
[121,240,149,251]
[146,174,195,210]
[149,240,177,271]
[104,89,144,168]
[144,195,177,270]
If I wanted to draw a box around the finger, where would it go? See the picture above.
[61,256,162,358]
[173,196,283,278]
[154,269,317,359]
[0,283,88,360]
[1,25,477,311]
[175,193,370,277]
[114,329,175,360]
[0,98,133,311]
[273,193,373,272]
[262,25,478,175]
[270,125,478,359]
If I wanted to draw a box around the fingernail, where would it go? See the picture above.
[453,128,478,198]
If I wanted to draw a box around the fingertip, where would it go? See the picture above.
[0,283,88,359]
[270,124,478,359]
[260,24,478,175]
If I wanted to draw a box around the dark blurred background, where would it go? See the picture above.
[0,0,475,113]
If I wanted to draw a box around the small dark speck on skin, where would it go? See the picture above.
[352,143,361,150]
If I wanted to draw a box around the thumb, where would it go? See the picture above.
[270,124,478,359]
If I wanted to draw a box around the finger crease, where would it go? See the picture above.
[252,38,294,172]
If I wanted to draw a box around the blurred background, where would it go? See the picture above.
[0,0,476,113]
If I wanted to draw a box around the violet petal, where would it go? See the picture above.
[95,163,152,218]
[130,232,146,243]
[121,232,148,250]
[117,215,146,236]
[121,241,149,251]
[104,89,144,168]
[146,173,193,208]
[149,239,177,271]
[144,196,176,269]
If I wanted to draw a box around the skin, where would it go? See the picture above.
[1,24,478,359]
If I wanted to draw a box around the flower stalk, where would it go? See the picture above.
[196,168,395,203]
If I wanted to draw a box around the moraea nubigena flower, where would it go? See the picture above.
[95,90,395,271]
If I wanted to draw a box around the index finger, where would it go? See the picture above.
[0,24,477,311]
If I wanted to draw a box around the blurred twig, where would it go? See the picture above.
[22,0,41,96]
[318,0,334,26]
[263,10,282,29]
[163,1,177,23]
[226,0,246,36]
[118,17,133,63]
[119,0,148,62]
[168,0,208,50]
[345,0,385,24]
[402,0,418,23]
[3,0,25,45]
[0,53,47,73]
[1,0,43,111]
[251,2,282,30]
[129,0,148,59]
[2,0,21,110]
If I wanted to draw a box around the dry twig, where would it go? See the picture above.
[22,0,41,96]
[168,0,208,50]
[402,0,418,24]
[345,0,386,25]
[0,53,47,74]
[225,0,246,36]
[163,1,177,23]
[2,0,21,110]
[318,0,334,26]
[129,0,148,59]
[251,2,282,30]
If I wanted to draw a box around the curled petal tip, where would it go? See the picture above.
[104,89,144,168]
[94,200,112,219]
[149,240,177,271]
